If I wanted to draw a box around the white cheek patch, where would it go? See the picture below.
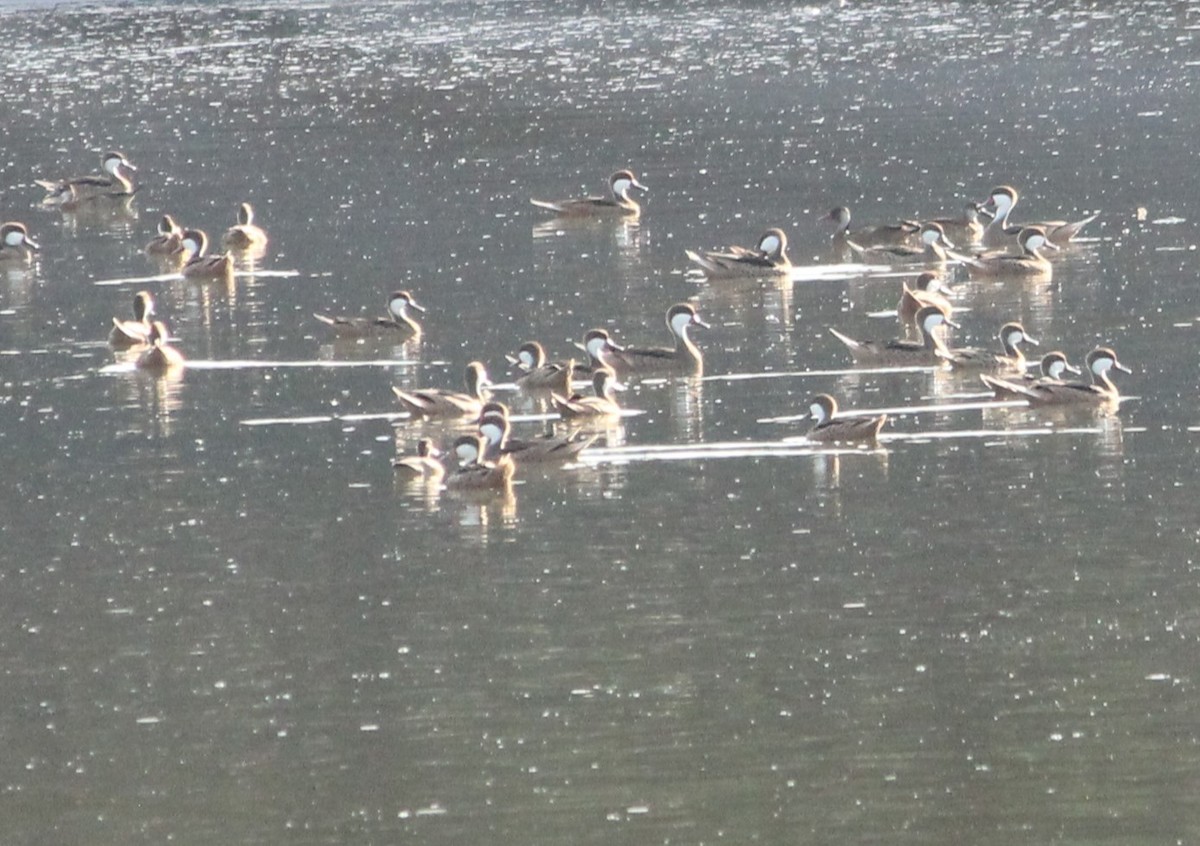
[1025,234,1047,251]
[809,402,826,423]
[479,423,503,445]
[4,230,22,247]
[1093,357,1114,376]
[518,350,536,369]
[612,178,632,197]
[759,234,781,255]
[455,442,478,463]
[586,338,608,359]
[183,237,201,254]
[670,312,694,336]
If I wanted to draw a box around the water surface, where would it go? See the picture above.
[2,1,1199,844]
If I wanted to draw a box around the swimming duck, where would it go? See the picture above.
[477,403,598,463]
[685,228,791,278]
[582,303,709,377]
[897,272,955,328]
[505,341,574,394]
[136,321,185,372]
[145,215,185,256]
[822,206,921,248]
[444,434,515,491]
[221,202,269,251]
[109,290,156,348]
[37,151,137,202]
[943,321,1039,374]
[0,222,40,265]
[531,169,647,218]
[806,394,888,444]
[847,221,954,265]
[314,291,424,339]
[926,202,987,245]
[392,361,492,420]
[982,350,1082,399]
[829,305,956,366]
[551,368,625,419]
[980,185,1098,248]
[180,229,235,281]
[957,226,1057,279]
[393,439,445,480]
[980,347,1130,407]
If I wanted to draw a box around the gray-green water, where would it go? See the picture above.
[2,1,1199,843]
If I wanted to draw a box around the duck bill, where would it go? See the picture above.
[408,301,427,312]
[631,179,648,193]
[24,235,41,251]
[693,317,712,329]
[943,318,962,330]
[1114,362,1132,374]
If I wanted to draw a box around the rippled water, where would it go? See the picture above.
[2,1,1199,843]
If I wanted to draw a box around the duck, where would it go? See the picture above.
[314,290,425,339]
[578,328,620,374]
[829,305,956,367]
[505,341,574,394]
[982,350,1082,399]
[392,361,492,420]
[530,169,647,218]
[0,222,40,265]
[145,214,185,256]
[847,221,954,265]
[393,439,445,480]
[980,185,1098,248]
[926,202,987,245]
[477,403,598,463]
[685,228,791,278]
[221,202,269,251]
[806,394,888,444]
[444,434,515,491]
[136,321,185,372]
[180,229,235,281]
[897,272,955,328]
[943,321,1039,374]
[582,303,709,377]
[551,368,625,419]
[109,290,156,348]
[957,226,1057,279]
[821,206,921,248]
[980,347,1130,407]
[37,151,137,202]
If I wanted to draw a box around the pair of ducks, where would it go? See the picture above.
[504,344,626,418]
[831,306,1042,374]
[108,290,185,371]
[145,203,268,279]
[395,434,514,491]
[982,347,1131,407]
[396,402,598,489]
[389,360,627,423]
[506,302,710,391]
